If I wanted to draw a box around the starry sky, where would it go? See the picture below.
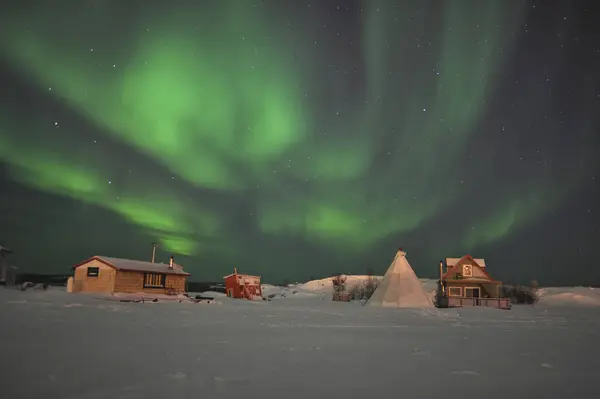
[0,0,598,285]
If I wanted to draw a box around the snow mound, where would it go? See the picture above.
[296,275,382,293]
[194,291,226,298]
[538,287,600,307]
[260,284,283,297]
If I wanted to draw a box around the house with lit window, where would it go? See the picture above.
[436,254,511,309]
[70,255,190,295]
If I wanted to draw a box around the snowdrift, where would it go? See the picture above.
[537,287,600,307]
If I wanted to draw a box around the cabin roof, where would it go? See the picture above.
[73,256,190,276]
[445,257,486,267]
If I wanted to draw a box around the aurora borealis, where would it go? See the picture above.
[0,1,598,285]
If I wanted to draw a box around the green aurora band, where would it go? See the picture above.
[0,1,591,269]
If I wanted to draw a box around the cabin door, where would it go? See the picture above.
[465,287,480,298]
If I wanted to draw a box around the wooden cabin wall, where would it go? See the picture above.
[73,260,116,293]
[113,271,187,294]
[114,271,146,293]
[164,275,186,293]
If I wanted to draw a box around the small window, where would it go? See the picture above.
[143,273,165,288]
[87,267,99,277]
[448,286,462,297]
[462,264,473,277]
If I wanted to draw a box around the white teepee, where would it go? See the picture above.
[366,250,433,308]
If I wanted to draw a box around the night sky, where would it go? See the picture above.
[0,1,598,285]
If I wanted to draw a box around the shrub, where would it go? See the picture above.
[501,283,539,305]
[348,277,380,301]
[331,274,347,293]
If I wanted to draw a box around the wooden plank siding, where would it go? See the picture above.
[114,271,186,294]
[73,259,116,293]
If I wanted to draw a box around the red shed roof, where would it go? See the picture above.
[223,272,261,279]
[73,256,190,276]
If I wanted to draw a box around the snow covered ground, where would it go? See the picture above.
[1,281,599,399]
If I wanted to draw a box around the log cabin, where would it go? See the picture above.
[71,255,190,295]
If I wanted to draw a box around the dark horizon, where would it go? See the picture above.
[1,0,598,286]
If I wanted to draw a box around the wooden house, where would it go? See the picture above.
[71,255,190,295]
[436,254,510,309]
[223,268,262,300]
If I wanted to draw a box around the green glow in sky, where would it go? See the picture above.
[0,1,588,270]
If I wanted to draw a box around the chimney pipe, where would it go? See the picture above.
[151,243,157,263]
[439,260,445,294]
[169,256,174,269]
[234,267,238,274]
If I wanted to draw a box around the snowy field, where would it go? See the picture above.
[1,281,600,399]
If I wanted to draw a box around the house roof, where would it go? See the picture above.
[443,254,497,282]
[445,256,486,267]
[74,256,190,276]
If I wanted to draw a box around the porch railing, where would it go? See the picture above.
[447,296,511,309]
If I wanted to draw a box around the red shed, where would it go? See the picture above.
[223,268,263,300]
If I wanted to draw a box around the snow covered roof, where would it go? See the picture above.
[74,256,190,276]
[445,257,486,267]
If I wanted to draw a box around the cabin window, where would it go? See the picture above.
[448,286,462,297]
[87,267,99,277]
[143,273,166,288]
